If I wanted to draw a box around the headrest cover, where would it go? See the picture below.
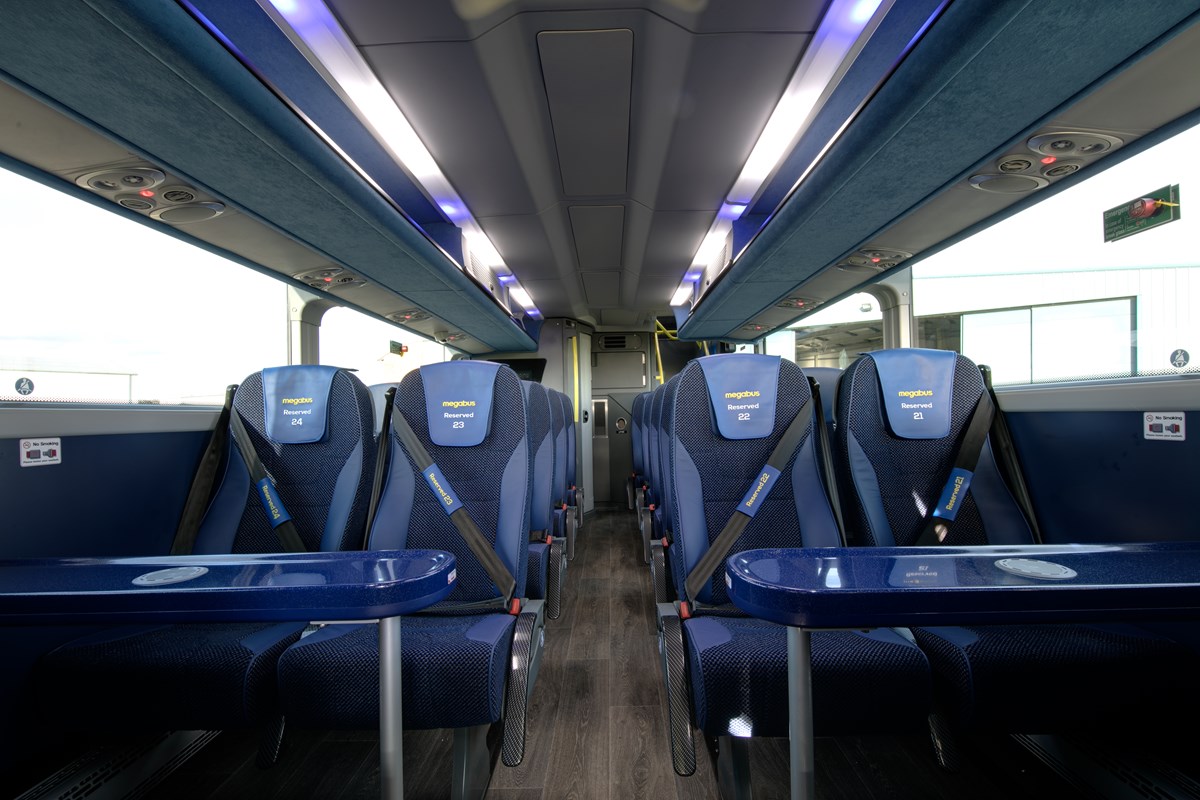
[868,349,957,439]
[261,365,339,444]
[697,354,781,440]
[421,361,501,447]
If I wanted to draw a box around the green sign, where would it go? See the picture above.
[1103,184,1180,242]
[389,340,405,355]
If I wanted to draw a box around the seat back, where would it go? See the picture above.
[669,354,840,605]
[548,388,568,506]
[368,382,397,434]
[194,365,376,554]
[804,366,843,431]
[522,380,554,534]
[368,361,530,602]
[647,384,666,503]
[562,393,577,490]
[630,392,647,478]
[834,348,1033,548]
[655,375,681,530]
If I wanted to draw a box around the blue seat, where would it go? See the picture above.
[832,348,1199,762]
[523,380,566,619]
[562,393,583,531]
[638,384,666,563]
[657,354,931,792]
[628,391,651,512]
[648,375,680,604]
[276,361,544,797]
[547,388,576,560]
[36,366,377,753]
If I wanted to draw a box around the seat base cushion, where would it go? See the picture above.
[36,622,305,730]
[278,613,516,730]
[684,616,930,738]
[913,623,1200,732]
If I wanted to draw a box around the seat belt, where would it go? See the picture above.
[228,405,308,552]
[808,376,846,545]
[362,386,396,549]
[979,367,1043,544]
[389,408,518,609]
[683,397,815,611]
[914,388,995,546]
[170,384,236,555]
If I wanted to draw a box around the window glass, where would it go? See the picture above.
[319,306,448,388]
[780,292,883,367]
[0,167,285,404]
[913,120,1200,384]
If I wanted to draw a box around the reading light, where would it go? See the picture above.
[509,286,534,309]
[725,0,893,206]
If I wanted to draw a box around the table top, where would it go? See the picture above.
[725,543,1200,629]
[0,550,456,625]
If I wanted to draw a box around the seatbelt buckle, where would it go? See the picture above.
[509,598,522,615]
[662,538,669,549]
[678,600,691,620]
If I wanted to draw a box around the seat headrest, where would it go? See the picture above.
[867,349,957,439]
[261,365,340,444]
[420,361,501,446]
[696,353,781,440]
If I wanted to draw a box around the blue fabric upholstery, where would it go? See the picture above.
[277,360,532,733]
[368,382,397,434]
[548,388,567,508]
[803,366,842,430]
[654,376,680,538]
[834,348,1200,733]
[646,385,666,510]
[563,393,577,490]
[527,542,549,599]
[38,367,377,731]
[523,381,554,534]
[630,391,648,481]
[668,354,931,738]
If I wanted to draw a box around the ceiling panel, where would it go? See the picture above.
[538,29,633,197]
[582,272,622,306]
[569,205,625,269]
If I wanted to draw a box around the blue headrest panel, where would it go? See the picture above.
[697,354,781,440]
[868,349,957,439]
[262,365,339,444]
[421,361,500,447]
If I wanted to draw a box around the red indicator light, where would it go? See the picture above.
[871,257,881,263]
[1040,156,1057,165]
[323,276,333,283]
[139,189,155,197]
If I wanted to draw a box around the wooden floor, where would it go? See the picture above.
[8,509,1106,799]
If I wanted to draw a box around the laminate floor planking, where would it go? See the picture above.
[135,508,1090,799]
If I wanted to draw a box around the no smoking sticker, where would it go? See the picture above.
[1143,412,1185,442]
[20,437,62,467]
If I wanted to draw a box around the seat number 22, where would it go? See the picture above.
[737,412,750,420]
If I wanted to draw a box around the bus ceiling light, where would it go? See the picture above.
[255,0,536,313]
[670,283,694,307]
[508,285,535,310]
[725,0,892,208]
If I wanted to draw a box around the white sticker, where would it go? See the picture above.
[448,568,457,585]
[1144,412,1186,441]
[19,438,62,468]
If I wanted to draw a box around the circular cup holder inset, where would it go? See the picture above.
[132,566,209,586]
[994,558,1077,581]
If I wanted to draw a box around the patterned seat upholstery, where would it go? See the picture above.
[37,367,376,735]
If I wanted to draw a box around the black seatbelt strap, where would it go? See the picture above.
[684,397,815,608]
[389,408,518,608]
[979,367,1043,543]
[362,386,396,549]
[915,388,995,546]
[228,405,308,552]
[170,384,236,555]
[808,376,846,545]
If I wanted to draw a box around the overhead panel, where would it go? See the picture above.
[538,29,633,197]
[569,205,625,269]
[582,272,622,307]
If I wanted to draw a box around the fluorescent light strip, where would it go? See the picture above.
[672,0,892,309]
[254,0,538,314]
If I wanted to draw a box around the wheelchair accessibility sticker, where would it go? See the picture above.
[1144,412,1185,441]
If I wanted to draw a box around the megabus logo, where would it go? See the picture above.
[897,389,933,399]
[281,396,313,406]
[442,400,477,409]
[724,390,761,400]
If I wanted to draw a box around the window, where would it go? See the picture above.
[0,167,285,404]
[771,292,883,366]
[319,306,448,387]
[912,121,1200,384]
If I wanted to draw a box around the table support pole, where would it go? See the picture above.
[787,626,814,800]
[380,615,403,800]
